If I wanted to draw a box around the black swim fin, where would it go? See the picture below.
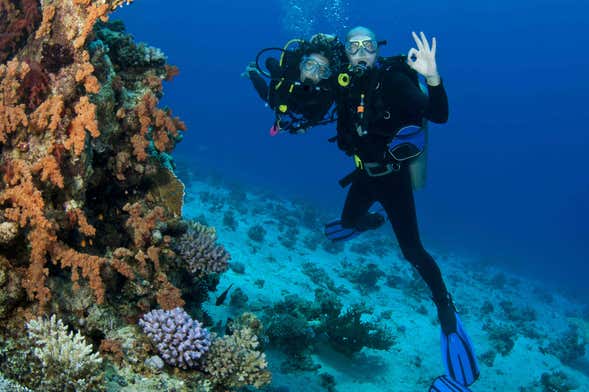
[324,207,386,242]
[324,220,360,242]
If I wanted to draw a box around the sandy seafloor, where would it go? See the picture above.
[1,155,587,392]
[175,157,589,392]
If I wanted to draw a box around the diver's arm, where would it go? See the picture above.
[243,62,269,102]
[425,81,448,123]
[385,72,448,124]
[397,31,448,123]
[249,70,269,102]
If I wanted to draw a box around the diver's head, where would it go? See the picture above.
[345,26,378,69]
[299,53,331,84]
[294,33,345,84]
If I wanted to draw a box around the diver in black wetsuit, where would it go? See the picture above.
[244,34,345,134]
[333,26,479,387]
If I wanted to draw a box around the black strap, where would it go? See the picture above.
[280,107,337,134]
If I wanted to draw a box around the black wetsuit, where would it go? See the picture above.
[248,65,334,130]
[335,60,452,312]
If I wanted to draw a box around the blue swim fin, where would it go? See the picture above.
[441,313,480,386]
[429,375,472,392]
[324,207,386,242]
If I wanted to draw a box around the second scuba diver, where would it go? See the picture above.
[244,34,345,135]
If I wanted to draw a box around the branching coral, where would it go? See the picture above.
[26,314,103,391]
[321,303,395,356]
[174,224,230,277]
[203,327,272,389]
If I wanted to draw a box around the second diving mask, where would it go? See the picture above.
[299,56,332,80]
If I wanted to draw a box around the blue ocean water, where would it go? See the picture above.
[114,0,589,299]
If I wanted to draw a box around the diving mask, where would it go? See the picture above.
[345,39,378,55]
[299,56,332,80]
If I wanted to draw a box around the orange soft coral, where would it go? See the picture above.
[122,202,165,248]
[75,51,100,93]
[155,272,185,310]
[32,155,64,188]
[133,91,186,156]
[0,59,29,143]
[35,4,56,39]
[30,95,64,132]
[64,95,100,156]
[51,243,108,304]
[0,159,57,306]
[130,134,149,162]
[74,2,109,49]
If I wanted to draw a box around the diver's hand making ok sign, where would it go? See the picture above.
[407,31,441,86]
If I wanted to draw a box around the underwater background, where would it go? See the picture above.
[0,0,588,391]
[115,0,589,299]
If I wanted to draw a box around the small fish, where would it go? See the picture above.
[215,283,234,306]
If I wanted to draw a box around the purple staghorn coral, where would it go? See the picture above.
[138,307,212,369]
[175,226,230,277]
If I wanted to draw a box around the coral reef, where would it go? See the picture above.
[26,314,103,391]
[203,326,271,389]
[540,370,580,392]
[174,222,231,277]
[247,224,266,243]
[542,324,587,366]
[0,1,270,390]
[264,290,395,368]
[482,320,517,356]
[339,260,385,294]
[319,302,395,356]
[138,307,212,369]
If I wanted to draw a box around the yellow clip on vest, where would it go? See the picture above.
[279,104,288,113]
[354,155,363,170]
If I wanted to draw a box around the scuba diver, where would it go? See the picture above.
[324,26,480,391]
[244,34,346,135]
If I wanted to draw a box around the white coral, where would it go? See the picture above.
[26,315,102,391]
[0,221,18,244]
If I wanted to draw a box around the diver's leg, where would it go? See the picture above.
[340,173,378,229]
[376,167,452,323]
[378,166,479,385]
